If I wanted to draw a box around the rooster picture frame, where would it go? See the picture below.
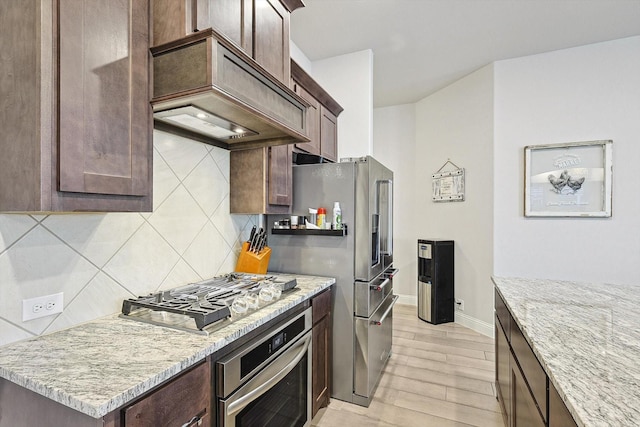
[524,140,612,217]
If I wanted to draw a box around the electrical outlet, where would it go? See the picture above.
[22,292,64,321]
[455,298,464,311]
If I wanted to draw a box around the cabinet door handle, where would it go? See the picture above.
[181,409,206,427]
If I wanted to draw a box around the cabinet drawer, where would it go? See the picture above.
[312,289,331,323]
[511,322,547,423]
[494,289,511,340]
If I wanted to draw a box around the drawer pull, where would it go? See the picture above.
[372,278,390,292]
[373,296,399,325]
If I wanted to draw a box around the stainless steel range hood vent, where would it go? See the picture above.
[151,29,309,150]
[155,106,258,140]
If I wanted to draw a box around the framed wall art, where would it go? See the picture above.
[432,159,465,202]
[524,140,612,217]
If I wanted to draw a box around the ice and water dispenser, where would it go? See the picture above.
[417,239,454,324]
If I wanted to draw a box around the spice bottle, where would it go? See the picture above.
[333,202,342,230]
[317,207,326,228]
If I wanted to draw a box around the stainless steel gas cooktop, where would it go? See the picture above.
[120,273,297,335]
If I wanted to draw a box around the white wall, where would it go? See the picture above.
[494,36,640,284]
[414,64,495,333]
[373,104,417,302]
[310,50,374,159]
[290,41,312,73]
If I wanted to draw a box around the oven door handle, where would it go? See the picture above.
[226,333,312,418]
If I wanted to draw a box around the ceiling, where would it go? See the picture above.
[290,0,640,108]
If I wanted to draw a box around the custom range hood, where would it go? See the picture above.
[151,29,309,150]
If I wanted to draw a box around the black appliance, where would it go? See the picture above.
[417,239,454,324]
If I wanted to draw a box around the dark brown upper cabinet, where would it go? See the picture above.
[153,0,304,85]
[0,0,152,212]
[230,144,292,214]
[291,60,343,163]
[151,1,311,150]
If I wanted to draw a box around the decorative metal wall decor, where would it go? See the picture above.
[432,159,465,202]
[524,140,612,217]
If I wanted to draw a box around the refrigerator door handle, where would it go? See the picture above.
[377,179,393,257]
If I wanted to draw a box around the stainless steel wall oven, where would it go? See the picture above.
[215,307,313,427]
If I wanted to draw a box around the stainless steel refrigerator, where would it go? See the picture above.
[267,156,398,407]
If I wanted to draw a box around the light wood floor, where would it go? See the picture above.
[311,303,504,427]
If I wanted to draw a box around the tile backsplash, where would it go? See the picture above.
[0,131,257,346]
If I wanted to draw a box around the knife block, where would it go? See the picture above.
[235,242,272,274]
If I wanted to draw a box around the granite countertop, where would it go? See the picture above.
[493,276,640,427]
[0,274,334,419]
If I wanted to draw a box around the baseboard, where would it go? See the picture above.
[454,311,494,338]
[396,293,417,306]
[395,293,494,338]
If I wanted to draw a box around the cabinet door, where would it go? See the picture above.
[495,316,511,426]
[253,0,290,82]
[267,144,292,207]
[152,0,196,46]
[320,106,337,162]
[196,0,250,50]
[193,0,290,83]
[511,354,545,427]
[312,314,330,417]
[549,381,578,427]
[123,361,210,427]
[294,82,321,155]
[58,0,150,198]
[311,289,332,418]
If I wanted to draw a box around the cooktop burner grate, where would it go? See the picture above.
[120,273,297,333]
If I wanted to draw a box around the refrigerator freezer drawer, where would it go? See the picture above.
[354,273,393,318]
[353,293,398,401]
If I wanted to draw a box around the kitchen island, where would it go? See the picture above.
[493,276,640,427]
[0,274,334,422]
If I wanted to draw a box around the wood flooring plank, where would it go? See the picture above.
[446,330,495,344]
[383,361,495,395]
[393,323,448,337]
[393,330,416,339]
[377,370,447,400]
[336,391,475,427]
[394,336,487,359]
[394,390,504,426]
[413,333,495,353]
[445,353,496,371]
[392,343,448,362]
[445,386,502,413]
[403,355,496,383]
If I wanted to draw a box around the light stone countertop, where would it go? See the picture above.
[493,276,640,427]
[0,274,334,419]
